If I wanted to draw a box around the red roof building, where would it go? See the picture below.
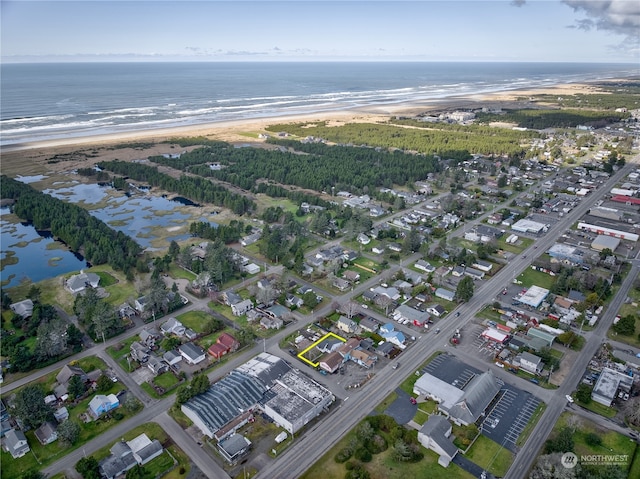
[208,333,240,359]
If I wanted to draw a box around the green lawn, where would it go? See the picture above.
[176,310,213,333]
[550,412,638,473]
[167,264,197,281]
[575,398,617,418]
[465,435,514,478]
[300,418,474,479]
[516,267,556,290]
[413,409,430,426]
[107,335,139,362]
[154,371,181,389]
[516,402,546,446]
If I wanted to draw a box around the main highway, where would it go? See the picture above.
[12,157,639,479]
[256,159,639,479]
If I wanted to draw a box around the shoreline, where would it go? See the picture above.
[0,80,614,155]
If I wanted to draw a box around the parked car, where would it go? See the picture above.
[409,397,417,405]
[565,395,574,403]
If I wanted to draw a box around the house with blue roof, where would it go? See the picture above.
[382,330,406,349]
[380,323,395,334]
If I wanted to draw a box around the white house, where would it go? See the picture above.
[357,233,371,245]
[3,429,30,458]
[414,260,435,273]
[435,288,456,302]
[516,352,544,374]
[427,304,446,317]
[231,299,254,317]
[178,343,206,365]
[418,415,458,467]
[160,317,186,337]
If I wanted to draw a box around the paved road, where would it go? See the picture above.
[12,158,640,479]
[255,160,639,479]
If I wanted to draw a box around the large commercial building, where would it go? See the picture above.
[413,370,501,426]
[591,367,634,407]
[182,353,334,439]
[516,285,549,309]
[512,219,548,234]
[577,222,639,242]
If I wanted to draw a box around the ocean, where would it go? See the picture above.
[1,62,637,146]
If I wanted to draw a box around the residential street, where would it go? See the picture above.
[9,158,639,479]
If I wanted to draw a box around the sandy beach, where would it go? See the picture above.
[0,81,614,177]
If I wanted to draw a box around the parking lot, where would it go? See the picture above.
[482,385,541,451]
[422,353,541,452]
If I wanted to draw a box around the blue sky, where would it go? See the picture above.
[1,1,638,62]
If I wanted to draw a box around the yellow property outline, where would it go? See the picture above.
[297,332,346,367]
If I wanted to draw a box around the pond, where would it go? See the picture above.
[1,207,89,289]
[42,182,197,249]
[1,181,217,289]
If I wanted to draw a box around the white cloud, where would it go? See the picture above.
[564,0,640,35]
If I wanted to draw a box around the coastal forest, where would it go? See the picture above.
[149,137,443,194]
[266,121,538,158]
[96,159,255,215]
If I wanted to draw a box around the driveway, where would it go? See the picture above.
[131,365,154,385]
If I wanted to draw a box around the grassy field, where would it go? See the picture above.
[176,310,213,333]
[607,285,640,347]
[167,264,197,281]
[548,412,638,474]
[300,418,474,479]
[465,435,513,477]
[516,267,556,290]
[575,398,618,418]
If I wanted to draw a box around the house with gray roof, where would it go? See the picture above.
[99,434,163,479]
[232,299,254,317]
[435,288,456,302]
[56,364,88,386]
[4,429,30,458]
[146,354,168,375]
[9,299,33,319]
[359,316,379,333]
[34,421,58,445]
[218,433,252,464]
[161,317,186,337]
[178,342,206,365]
[130,341,150,363]
[163,350,182,366]
[66,271,100,294]
[418,415,458,467]
[414,259,435,273]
